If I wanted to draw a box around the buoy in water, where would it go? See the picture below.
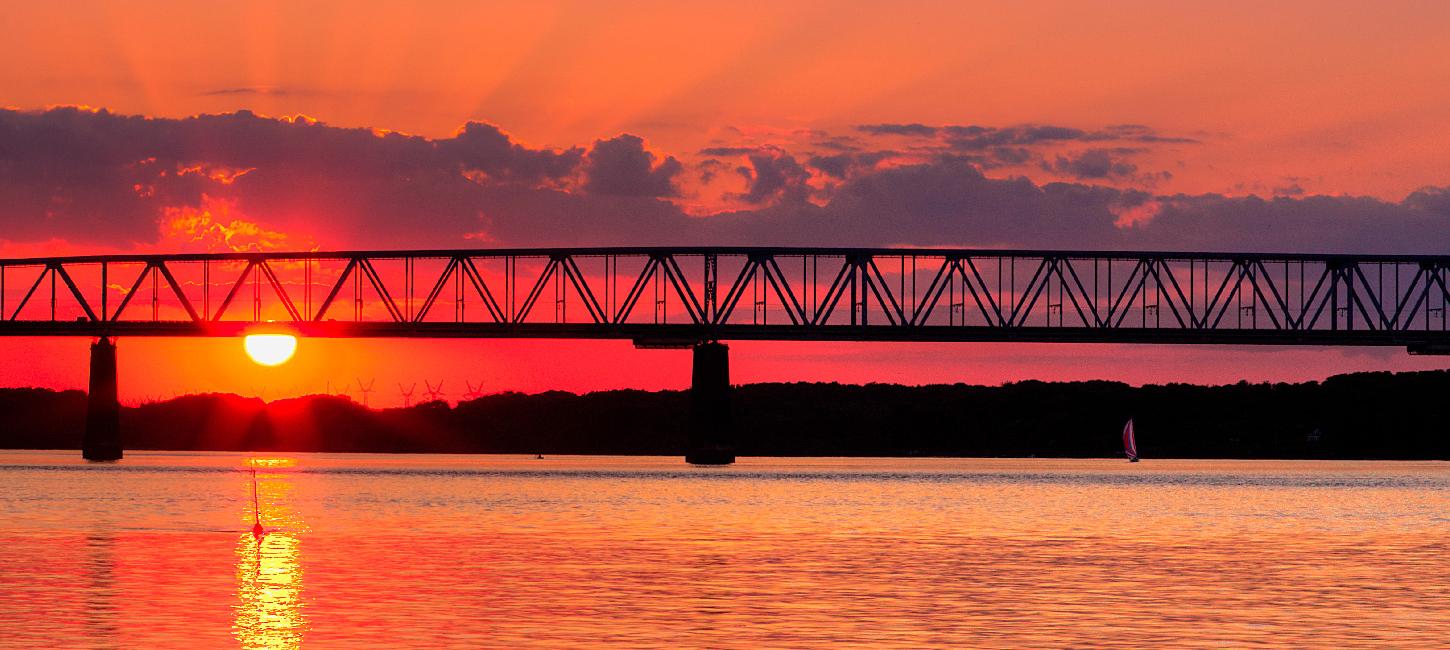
[249,464,265,538]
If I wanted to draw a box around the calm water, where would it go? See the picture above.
[1,452,1447,648]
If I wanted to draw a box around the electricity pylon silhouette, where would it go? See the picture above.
[423,379,445,403]
[356,378,376,407]
[462,380,484,401]
[399,382,417,407]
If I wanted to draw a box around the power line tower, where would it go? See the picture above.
[356,378,376,407]
[423,379,445,403]
[462,380,484,402]
[398,382,417,407]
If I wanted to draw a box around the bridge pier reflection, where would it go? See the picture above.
[83,337,121,461]
[687,341,735,465]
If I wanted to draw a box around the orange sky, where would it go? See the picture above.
[7,1,1449,198]
[4,1,1450,402]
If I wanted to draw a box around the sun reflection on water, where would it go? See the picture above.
[233,461,307,649]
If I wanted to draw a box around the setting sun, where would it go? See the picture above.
[243,334,297,366]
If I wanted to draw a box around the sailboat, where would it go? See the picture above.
[1123,418,1140,462]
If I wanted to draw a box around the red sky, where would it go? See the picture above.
[4,1,1450,404]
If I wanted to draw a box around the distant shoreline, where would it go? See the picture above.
[5,449,1448,464]
[3,370,1449,460]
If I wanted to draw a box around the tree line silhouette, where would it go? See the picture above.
[2,370,1447,458]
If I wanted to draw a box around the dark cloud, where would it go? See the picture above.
[1101,124,1200,144]
[201,86,290,97]
[855,122,1197,151]
[856,123,938,137]
[698,146,757,156]
[811,134,863,152]
[583,134,682,198]
[806,151,894,179]
[0,107,1445,256]
[990,147,1035,166]
[807,154,852,179]
[1132,192,1450,253]
[700,124,1190,187]
[1050,149,1138,179]
[697,158,728,184]
[698,159,1450,253]
[943,124,1087,150]
[1405,186,1450,214]
[806,161,1128,247]
[438,122,583,185]
[738,149,811,205]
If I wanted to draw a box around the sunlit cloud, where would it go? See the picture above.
[162,196,311,253]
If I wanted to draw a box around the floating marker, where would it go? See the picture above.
[250,464,265,538]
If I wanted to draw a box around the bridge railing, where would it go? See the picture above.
[3,248,1449,344]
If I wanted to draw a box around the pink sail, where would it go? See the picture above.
[1123,419,1139,461]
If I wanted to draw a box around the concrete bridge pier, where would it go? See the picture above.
[687,341,735,465]
[83,337,122,461]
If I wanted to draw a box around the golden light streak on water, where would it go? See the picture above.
[232,461,307,649]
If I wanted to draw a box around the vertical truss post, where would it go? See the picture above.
[949,260,961,326]
[815,255,822,324]
[450,257,461,322]
[152,264,161,322]
[656,257,666,324]
[704,254,717,324]
[1339,262,1354,331]
[900,256,906,319]
[604,256,612,324]
[253,261,262,322]
[301,259,308,321]
[1330,262,1341,331]
[848,254,862,326]
[752,257,765,325]
[909,255,916,320]
[553,258,565,323]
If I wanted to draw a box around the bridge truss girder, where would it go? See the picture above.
[2,247,1449,349]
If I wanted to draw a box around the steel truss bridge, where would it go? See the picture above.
[2,247,1449,351]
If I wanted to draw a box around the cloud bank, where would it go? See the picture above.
[1,107,1447,255]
